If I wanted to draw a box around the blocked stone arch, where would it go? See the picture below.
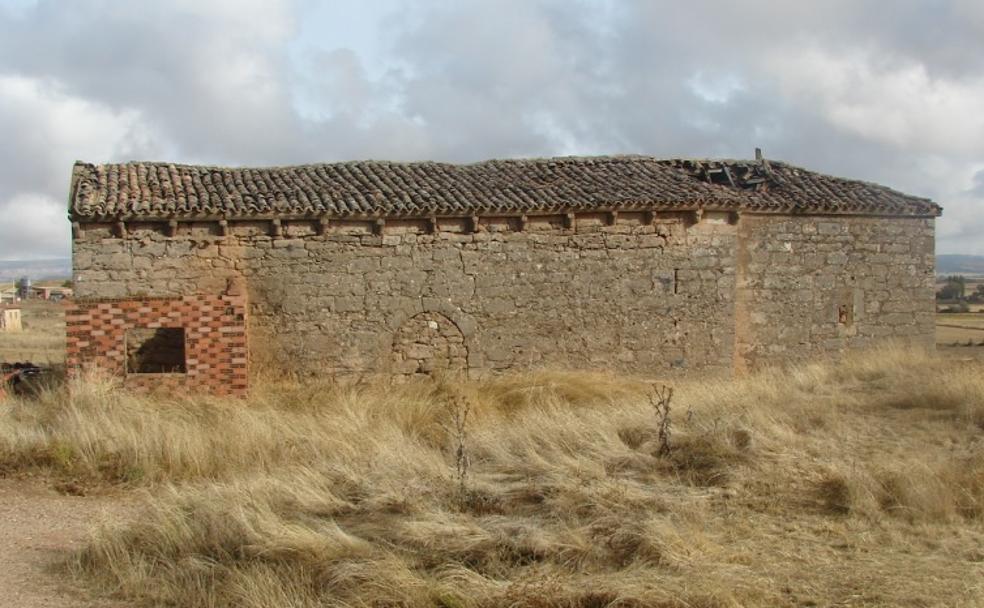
[391,311,469,377]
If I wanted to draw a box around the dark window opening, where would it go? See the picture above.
[126,328,187,374]
[837,300,855,327]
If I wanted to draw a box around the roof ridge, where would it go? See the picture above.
[76,155,769,172]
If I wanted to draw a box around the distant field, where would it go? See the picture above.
[936,311,984,349]
[0,300,65,364]
[937,312,984,328]
[937,327,984,347]
[935,311,984,363]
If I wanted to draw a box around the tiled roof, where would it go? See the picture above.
[68,156,942,220]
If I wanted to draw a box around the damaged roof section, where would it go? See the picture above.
[69,155,942,221]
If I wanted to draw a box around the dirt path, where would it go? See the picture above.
[0,478,131,607]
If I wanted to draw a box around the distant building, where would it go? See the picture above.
[16,277,31,300]
[67,155,941,396]
[30,285,73,301]
[0,308,22,332]
[0,284,17,304]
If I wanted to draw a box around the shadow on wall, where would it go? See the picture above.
[126,328,187,374]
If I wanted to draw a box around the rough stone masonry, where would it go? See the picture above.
[66,156,941,394]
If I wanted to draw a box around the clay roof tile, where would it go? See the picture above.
[68,156,942,220]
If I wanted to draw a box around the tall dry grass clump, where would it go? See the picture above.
[2,346,983,607]
[0,369,647,485]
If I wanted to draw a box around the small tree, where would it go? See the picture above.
[649,384,674,457]
[973,284,984,302]
[937,275,967,301]
[446,393,471,503]
[937,284,959,300]
[948,275,967,298]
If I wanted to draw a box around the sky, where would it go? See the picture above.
[0,0,982,259]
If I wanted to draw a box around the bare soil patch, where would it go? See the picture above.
[0,478,131,608]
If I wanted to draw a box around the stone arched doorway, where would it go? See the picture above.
[392,312,468,377]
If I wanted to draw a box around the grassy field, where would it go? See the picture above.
[937,311,984,348]
[1,347,983,607]
[0,300,65,365]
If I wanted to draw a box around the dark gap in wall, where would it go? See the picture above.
[838,294,855,327]
[126,328,187,374]
[838,304,851,325]
[674,269,680,294]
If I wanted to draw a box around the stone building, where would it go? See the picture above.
[66,156,941,395]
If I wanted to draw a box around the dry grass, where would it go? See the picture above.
[2,347,984,607]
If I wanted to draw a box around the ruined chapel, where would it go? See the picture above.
[66,156,941,396]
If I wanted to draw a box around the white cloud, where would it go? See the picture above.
[0,192,67,259]
[0,74,160,156]
[769,49,984,154]
[0,74,166,258]
[0,0,982,257]
[688,72,746,105]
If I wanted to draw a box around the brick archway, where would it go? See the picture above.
[391,312,468,377]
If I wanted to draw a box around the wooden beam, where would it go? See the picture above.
[723,166,737,188]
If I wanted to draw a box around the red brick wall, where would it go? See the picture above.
[66,294,248,397]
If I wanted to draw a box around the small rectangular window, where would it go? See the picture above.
[126,328,187,374]
[836,289,862,330]
[837,303,853,326]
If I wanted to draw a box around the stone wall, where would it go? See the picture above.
[70,212,935,382]
[734,215,935,370]
[72,212,738,378]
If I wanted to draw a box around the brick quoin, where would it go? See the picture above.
[66,292,248,397]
